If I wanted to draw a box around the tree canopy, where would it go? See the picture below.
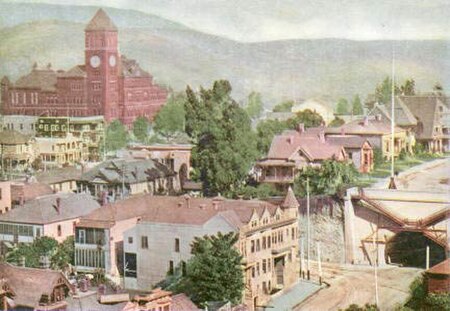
[272,100,294,112]
[256,119,289,155]
[245,91,264,119]
[286,109,324,129]
[375,77,400,104]
[336,98,350,115]
[184,80,259,196]
[105,119,128,152]
[400,79,415,96]
[132,116,150,142]
[329,117,345,128]
[352,95,364,115]
[294,160,358,197]
[6,236,74,270]
[181,232,244,307]
[154,92,186,139]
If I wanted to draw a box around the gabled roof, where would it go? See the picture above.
[0,192,100,225]
[85,8,117,32]
[327,117,404,136]
[81,159,174,184]
[35,166,83,184]
[58,65,86,78]
[119,56,151,78]
[267,129,345,161]
[0,263,72,308]
[426,258,450,275]
[281,187,299,209]
[14,68,57,92]
[0,130,32,145]
[77,194,279,229]
[326,135,372,149]
[399,95,444,139]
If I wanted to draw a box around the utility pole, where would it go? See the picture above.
[317,241,322,285]
[121,162,125,200]
[373,227,379,306]
[300,237,305,279]
[426,245,430,270]
[389,48,397,190]
[306,177,311,280]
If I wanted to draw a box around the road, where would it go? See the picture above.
[373,157,450,192]
[294,263,421,311]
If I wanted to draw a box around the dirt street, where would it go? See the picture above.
[294,263,421,311]
[396,158,450,192]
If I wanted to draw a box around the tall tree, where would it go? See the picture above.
[433,82,444,96]
[183,232,244,307]
[256,119,289,154]
[105,119,128,152]
[6,236,74,270]
[286,109,324,129]
[272,100,294,112]
[400,78,416,96]
[154,92,186,139]
[132,116,150,142]
[184,80,258,196]
[294,160,358,196]
[329,116,345,127]
[352,95,364,115]
[245,91,263,120]
[336,98,350,115]
[375,77,399,104]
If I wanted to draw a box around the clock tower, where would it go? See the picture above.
[85,9,120,121]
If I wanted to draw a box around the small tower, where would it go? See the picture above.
[281,186,299,218]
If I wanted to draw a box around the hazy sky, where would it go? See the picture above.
[3,0,450,41]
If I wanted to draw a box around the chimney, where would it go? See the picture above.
[19,256,26,267]
[363,116,369,126]
[212,201,219,210]
[340,127,345,135]
[375,114,382,121]
[55,197,61,214]
[178,202,183,208]
[318,130,326,143]
[287,136,294,144]
[199,204,206,209]
[19,196,24,207]
[184,194,190,208]
[297,123,305,133]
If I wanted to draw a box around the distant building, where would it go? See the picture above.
[256,125,347,186]
[122,289,199,311]
[36,116,105,161]
[9,181,54,209]
[425,258,450,294]
[0,262,73,310]
[1,115,38,136]
[79,158,176,202]
[326,115,408,159]
[369,95,448,153]
[0,130,36,173]
[35,133,86,167]
[126,143,193,190]
[0,181,12,214]
[291,98,335,124]
[0,9,167,126]
[35,166,82,193]
[0,192,100,243]
[326,135,374,173]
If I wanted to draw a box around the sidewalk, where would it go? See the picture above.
[372,157,449,189]
[267,279,323,311]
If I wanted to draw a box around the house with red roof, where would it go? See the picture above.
[75,189,300,310]
[256,125,347,186]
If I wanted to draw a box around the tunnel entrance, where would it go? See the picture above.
[385,231,446,268]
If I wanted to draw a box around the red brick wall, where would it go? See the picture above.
[427,275,450,294]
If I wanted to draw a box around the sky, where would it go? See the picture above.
[3,0,450,42]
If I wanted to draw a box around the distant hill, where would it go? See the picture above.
[0,2,448,108]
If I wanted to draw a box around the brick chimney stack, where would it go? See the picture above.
[297,123,305,133]
[363,116,369,126]
[55,197,61,214]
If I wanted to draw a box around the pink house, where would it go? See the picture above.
[257,125,347,186]
[0,192,100,244]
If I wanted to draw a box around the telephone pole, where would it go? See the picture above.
[306,177,311,280]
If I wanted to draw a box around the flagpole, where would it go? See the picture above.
[390,49,395,178]
[306,177,310,280]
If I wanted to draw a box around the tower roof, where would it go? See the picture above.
[85,8,117,32]
[281,187,299,209]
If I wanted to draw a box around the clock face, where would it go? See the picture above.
[109,55,116,67]
[90,55,101,68]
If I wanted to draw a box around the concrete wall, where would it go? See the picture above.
[298,196,346,263]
